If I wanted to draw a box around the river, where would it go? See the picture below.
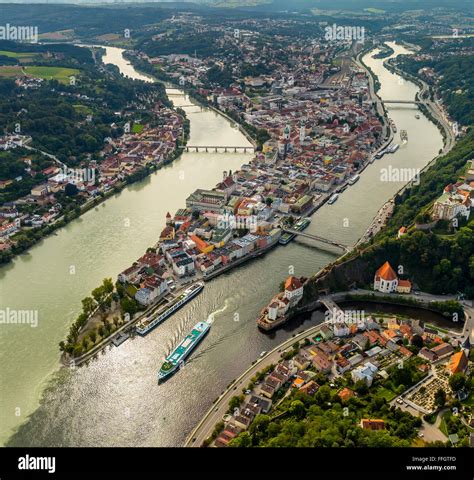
[1,43,443,447]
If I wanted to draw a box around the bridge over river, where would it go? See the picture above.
[282,227,351,252]
[382,100,421,105]
[180,145,256,153]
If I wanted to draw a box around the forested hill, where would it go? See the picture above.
[301,129,474,299]
[0,42,170,168]
[398,38,474,127]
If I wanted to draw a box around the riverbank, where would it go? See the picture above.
[382,58,455,154]
[61,281,195,367]
[1,71,190,268]
[184,318,331,447]
[354,42,456,248]
[0,51,254,444]
[187,291,472,446]
[123,50,260,149]
[2,150,186,267]
[255,42,454,332]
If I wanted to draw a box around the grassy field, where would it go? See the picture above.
[132,123,144,134]
[0,65,80,83]
[424,323,450,334]
[439,411,450,437]
[23,66,80,84]
[125,284,138,297]
[73,104,94,116]
[364,7,385,14]
[95,33,122,42]
[0,66,23,77]
[375,386,397,402]
[39,29,75,41]
[0,50,37,61]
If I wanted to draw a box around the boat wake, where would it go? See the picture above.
[206,298,229,325]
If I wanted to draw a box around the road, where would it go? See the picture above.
[185,290,473,447]
[350,289,473,333]
[22,143,67,168]
[184,320,329,447]
[354,45,456,248]
[357,198,395,245]
[380,57,455,155]
[354,50,392,146]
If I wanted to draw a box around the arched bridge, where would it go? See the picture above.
[282,228,350,252]
[180,145,256,153]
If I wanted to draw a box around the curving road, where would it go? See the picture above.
[184,320,329,447]
[185,291,473,447]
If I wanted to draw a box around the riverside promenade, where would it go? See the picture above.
[184,319,330,447]
[185,291,473,447]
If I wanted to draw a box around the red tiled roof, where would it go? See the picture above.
[285,276,302,291]
[375,261,397,281]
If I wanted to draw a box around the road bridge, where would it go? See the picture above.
[383,100,421,105]
[180,145,255,153]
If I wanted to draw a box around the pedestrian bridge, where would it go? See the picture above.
[319,297,345,318]
[282,228,350,252]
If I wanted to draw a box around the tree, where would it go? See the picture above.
[354,380,368,395]
[434,388,446,408]
[448,373,466,393]
[102,277,114,294]
[120,296,138,316]
[64,183,78,196]
[229,431,251,447]
[81,296,96,316]
[249,414,270,439]
[92,286,106,306]
[289,400,305,418]
[228,395,242,414]
[315,385,331,404]
[411,334,423,348]
[211,421,224,440]
[103,320,112,333]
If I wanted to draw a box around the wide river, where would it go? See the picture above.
[1,43,443,446]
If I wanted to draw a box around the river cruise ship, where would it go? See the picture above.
[279,217,311,245]
[158,321,211,381]
[136,282,204,336]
